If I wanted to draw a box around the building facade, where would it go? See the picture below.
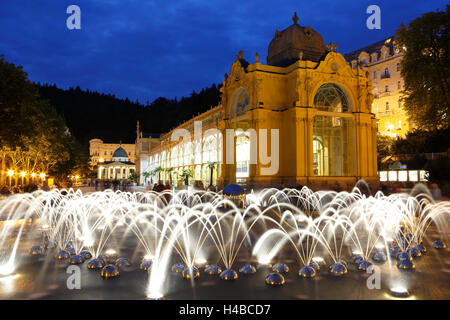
[89,139,136,165]
[97,146,136,180]
[345,24,412,138]
[136,13,378,190]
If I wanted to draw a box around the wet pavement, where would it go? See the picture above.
[1,224,449,300]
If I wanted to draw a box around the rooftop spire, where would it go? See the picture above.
[292,12,299,25]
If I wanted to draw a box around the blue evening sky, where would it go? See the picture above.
[0,0,447,103]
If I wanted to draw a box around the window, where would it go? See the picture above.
[384,68,389,77]
[398,81,401,90]
[385,85,389,92]
[230,88,249,118]
[313,83,351,112]
[398,99,402,108]
[397,119,402,130]
[236,134,250,178]
[386,102,390,111]
[396,63,400,72]
[313,116,355,176]
[373,71,377,79]
[313,83,354,177]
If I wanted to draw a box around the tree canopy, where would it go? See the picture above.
[397,5,450,130]
[36,82,221,146]
[0,55,89,185]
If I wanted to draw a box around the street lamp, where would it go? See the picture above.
[7,170,14,186]
[39,173,46,182]
[20,171,26,185]
[31,172,36,183]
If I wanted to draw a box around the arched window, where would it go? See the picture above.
[313,83,351,112]
[229,88,249,118]
[313,83,355,177]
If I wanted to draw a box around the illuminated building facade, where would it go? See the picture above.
[97,146,136,180]
[345,23,412,138]
[89,139,136,165]
[136,13,378,190]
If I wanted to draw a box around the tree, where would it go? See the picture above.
[180,169,192,186]
[0,55,89,186]
[206,162,217,186]
[377,135,395,169]
[142,171,151,184]
[128,171,138,183]
[396,5,450,129]
[166,167,174,185]
[154,166,164,182]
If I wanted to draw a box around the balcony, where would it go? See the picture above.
[381,73,390,79]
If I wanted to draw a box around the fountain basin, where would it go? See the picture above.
[100,265,120,278]
[54,250,70,260]
[204,264,222,275]
[265,272,285,286]
[87,259,105,270]
[181,267,200,279]
[220,269,238,280]
[329,262,347,276]
[69,255,84,264]
[299,266,316,278]
[239,264,256,275]
[272,263,289,273]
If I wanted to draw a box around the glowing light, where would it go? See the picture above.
[312,257,324,263]
[195,258,207,265]
[7,170,14,177]
[389,287,410,298]
[20,171,26,177]
[39,173,46,179]
[147,291,164,300]
[352,251,363,255]
[99,158,104,163]
[258,257,271,265]
[375,244,385,250]
[143,254,154,261]
[31,173,36,178]
[105,249,116,255]
[0,264,15,276]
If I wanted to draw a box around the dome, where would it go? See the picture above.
[267,12,326,67]
[112,146,127,159]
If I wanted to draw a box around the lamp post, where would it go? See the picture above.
[20,171,26,185]
[40,173,46,183]
[7,170,14,186]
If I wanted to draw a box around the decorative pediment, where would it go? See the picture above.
[315,51,355,78]
[229,59,246,83]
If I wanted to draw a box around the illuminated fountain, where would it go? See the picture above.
[0,182,448,300]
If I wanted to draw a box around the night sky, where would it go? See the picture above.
[0,0,447,103]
